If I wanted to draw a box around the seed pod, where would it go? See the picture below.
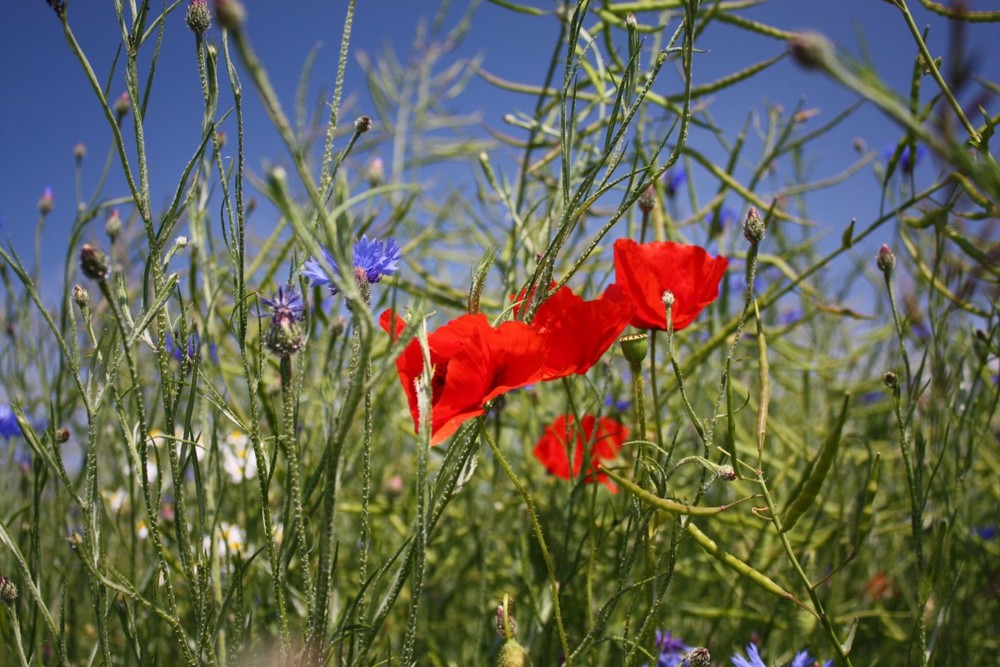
[686,521,795,603]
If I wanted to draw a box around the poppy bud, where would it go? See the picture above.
[743,206,765,244]
[619,332,648,364]
[637,184,656,213]
[355,115,372,133]
[0,576,17,604]
[876,244,895,275]
[72,284,90,308]
[185,0,211,35]
[80,244,110,281]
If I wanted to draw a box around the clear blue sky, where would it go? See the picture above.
[1,1,997,303]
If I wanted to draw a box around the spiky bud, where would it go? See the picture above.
[355,115,372,133]
[662,290,675,307]
[619,332,648,365]
[80,244,110,281]
[743,206,766,244]
[185,0,211,35]
[0,576,17,604]
[876,244,896,275]
[637,184,656,214]
[718,465,737,481]
[687,647,711,667]
[72,284,90,309]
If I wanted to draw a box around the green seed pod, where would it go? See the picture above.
[781,393,851,533]
[686,521,795,603]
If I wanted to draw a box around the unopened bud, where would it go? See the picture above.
[718,465,736,481]
[882,370,898,388]
[876,244,896,275]
[38,187,54,215]
[788,31,833,70]
[497,639,529,667]
[355,115,372,133]
[625,14,637,29]
[215,130,226,148]
[662,291,675,307]
[743,206,765,244]
[185,0,212,35]
[80,244,110,281]
[637,184,656,214]
[367,156,385,186]
[0,576,17,604]
[72,284,90,308]
[619,333,648,365]
[56,427,70,444]
[214,0,245,31]
[105,209,121,240]
[73,143,87,163]
[687,647,711,667]
[175,235,189,248]
[113,92,131,121]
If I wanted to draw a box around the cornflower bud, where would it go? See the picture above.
[72,284,90,308]
[215,129,227,148]
[366,156,385,186]
[80,244,110,281]
[882,370,898,389]
[0,576,17,604]
[637,184,656,214]
[876,243,896,275]
[185,0,211,35]
[214,0,245,31]
[38,187,54,215]
[743,206,766,244]
[687,647,711,667]
[355,115,372,133]
[56,427,70,444]
[718,464,737,481]
[788,31,833,70]
[113,92,131,121]
[662,290,675,307]
[73,143,87,163]
[105,209,121,241]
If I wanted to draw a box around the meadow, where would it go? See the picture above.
[1,0,998,665]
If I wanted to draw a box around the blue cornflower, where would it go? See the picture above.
[974,525,997,540]
[663,168,686,198]
[731,643,766,667]
[302,235,401,295]
[604,395,631,412]
[260,284,305,323]
[164,330,218,365]
[0,405,22,439]
[643,630,691,667]
[883,143,927,175]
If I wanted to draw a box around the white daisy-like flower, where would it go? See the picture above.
[220,430,257,483]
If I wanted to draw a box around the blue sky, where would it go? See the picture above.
[1,1,997,305]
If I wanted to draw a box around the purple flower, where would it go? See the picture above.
[260,284,305,323]
[731,644,765,667]
[165,330,218,365]
[663,168,686,198]
[883,143,927,175]
[974,525,997,540]
[0,405,22,439]
[604,395,631,412]
[643,630,691,667]
[302,235,401,295]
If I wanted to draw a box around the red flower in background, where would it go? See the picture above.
[380,310,548,445]
[533,414,629,492]
[612,239,728,331]
[514,283,634,381]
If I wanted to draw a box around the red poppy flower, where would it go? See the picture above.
[380,310,548,445]
[514,283,634,381]
[532,414,629,492]
[612,238,728,331]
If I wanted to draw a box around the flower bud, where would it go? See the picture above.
[718,464,736,481]
[0,576,17,604]
[366,156,385,186]
[80,244,110,281]
[72,284,90,308]
[214,0,245,31]
[882,370,898,389]
[637,184,656,214]
[743,206,766,244]
[185,0,211,35]
[38,187,54,216]
[113,92,131,121]
[215,130,227,148]
[687,647,711,667]
[355,115,372,133]
[662,290,675,307]
[619,332,648,364]
[788,31,833,70]
[56,427,70,444]
[876,244,895,275]
[74,143,87,163]
[497,640,529,667]
[105,209,122,241]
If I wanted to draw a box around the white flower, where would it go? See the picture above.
[103,488,128,512]
[204,521,246,559]
[220,430,257,483]
[135,519,149,540]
